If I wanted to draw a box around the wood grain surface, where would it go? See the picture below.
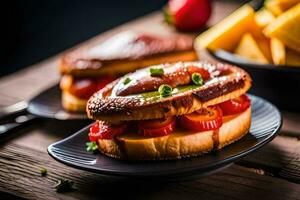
[0,1,300,200]
[1,143,300,200]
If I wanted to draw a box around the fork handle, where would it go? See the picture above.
[0,101,28,120]
[0,114,37,137]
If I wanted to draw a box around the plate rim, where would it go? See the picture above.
[27,84,87,120]
[47,94,282,177]
[209,49,300,72]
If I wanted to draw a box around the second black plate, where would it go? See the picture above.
[48,95,281,181]
[27,84,87,120]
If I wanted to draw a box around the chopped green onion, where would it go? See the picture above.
[40,168,47,176]
[123,77,131,85]
[54,179,74,193]
[158,84,172,97]
[86,142,98,153]
[150,68,164,77]
[191,73,203,86]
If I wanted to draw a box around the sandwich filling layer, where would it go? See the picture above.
[96,107,251,160]
[89,96,251,160]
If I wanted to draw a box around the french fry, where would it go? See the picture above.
[253,35,273,63]
[265,0,285,16]
[234,33,269,64]
[270,38,286,65]
[265,0,300,16]
[249,24,273,62]
[255,9,276,28]
[195,5,255,52]
[264,3,300,54]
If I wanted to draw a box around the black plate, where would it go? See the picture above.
[27,84,86,120]
[48,95,281,181]
[209,49,300,111]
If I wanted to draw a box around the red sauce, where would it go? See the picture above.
[212,129,220,150]
[69,76,115,100]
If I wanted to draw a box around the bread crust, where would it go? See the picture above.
[61,50,197,77]
[60,31,197,77]
[61,91,87,113]
[97,107,251,160]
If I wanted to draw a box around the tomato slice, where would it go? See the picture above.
[138,117,176,137]
[218,94,251,115]
[69,78,98,99]
[89,120,127,141]
[179,106,223,132]
[70,77,115,100]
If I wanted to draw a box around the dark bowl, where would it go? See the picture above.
[209,49,300,112]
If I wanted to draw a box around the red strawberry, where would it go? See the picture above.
[164,0,212,32]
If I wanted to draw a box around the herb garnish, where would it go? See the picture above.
[123,77,132,85]
[40,168,47,176]
[150,68,164,77]
[86,142,98,153]
[158,84,173,97]
[54,179,74,193]
[191,73,203,86]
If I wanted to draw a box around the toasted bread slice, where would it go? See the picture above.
[61,91,87,113]
[60,75,87,112]
[87,61,252,122]
[97,107,251,160]
[60,31,197,77]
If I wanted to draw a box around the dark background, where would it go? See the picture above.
[0,0,167,77]
[0,0,248,77]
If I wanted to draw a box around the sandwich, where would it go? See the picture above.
[86,61,252,160]
[59,31,197,112]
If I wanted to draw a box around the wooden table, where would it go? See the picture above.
[1,1,300,200]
